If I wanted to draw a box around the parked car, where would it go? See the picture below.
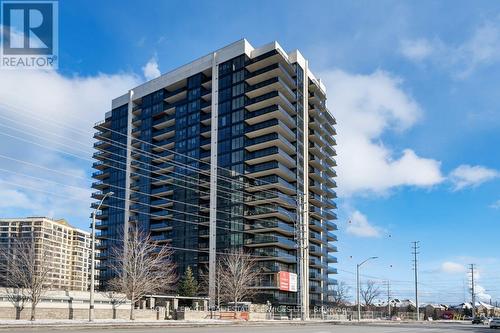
[489,317,500,329]
[472,316,487,324]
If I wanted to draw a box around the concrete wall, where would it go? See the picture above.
[0,306,163,320]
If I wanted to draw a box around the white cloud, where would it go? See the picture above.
[449,164,498,190]
[490,199,500,209]
[400,38,434,61]
[440,261,466,274]
[400,19,500,78]
[0,69,141,227]
[320,69,444,196]
[346,210,381,238]
[142,56,161,81]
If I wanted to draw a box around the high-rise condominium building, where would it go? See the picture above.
[92,39,337,306]
[0,217,93,291]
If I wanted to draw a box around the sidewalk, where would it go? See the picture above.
[0,318,471,329]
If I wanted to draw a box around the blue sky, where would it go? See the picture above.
[0,0,499,304]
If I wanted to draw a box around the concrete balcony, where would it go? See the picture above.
[245,146,295,169]
[252,248,296,263]
[246,118,295,143]
[325,220,338,231]
[92,170,109,180]
[150,222,173,232]
[246,161,295,182]
[152,137,175,152]
[246,56,295,88]
[245,190,296,208]
[164,89,187,104]
[246,175,296,195]
[246,91,295,115]
[150,184,174,196]
[244,234,296,250]
[327,254,338,264]
[246,77,295,103]
[245,204,296,223]
[246,132,295,156]
[244,219,295,236]
[245,104,295,128]
[152,125,175,141]
[152,113,175,129]
[92,180,110,190]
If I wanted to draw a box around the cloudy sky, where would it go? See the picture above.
[0,0,499,304]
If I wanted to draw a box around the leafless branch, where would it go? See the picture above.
[330,281,351,307]
[360,280,381,307]
[0,235,53,320]
[107,227,176,320]
[218,249,260,312]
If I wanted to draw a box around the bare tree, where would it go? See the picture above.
[218,249,260,313]
[360,280,381,307]
[331,281,351,307]
[108,228,176,320]
[0,236,52,321]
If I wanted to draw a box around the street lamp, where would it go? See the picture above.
[89,191,113,322]
[357,256,378,321]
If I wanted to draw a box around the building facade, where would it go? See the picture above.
[0,217,93,291]
[92,39,337,306]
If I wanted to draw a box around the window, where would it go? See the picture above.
[219,101,231,114]
[219,114,230,127]
[219,88,231,102]
[231,109,244,123]
[188,100,199,112]
[232,70,245,83]
[188,88,200,100]
[231,150,243,163]
[219,75,232,88]
[232,137,244,150]
[188,112,199,125]
[232,83,245,97]
[232,123,244,135]
[232,96,245,109]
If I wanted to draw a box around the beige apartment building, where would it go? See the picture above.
[0,217,93,291]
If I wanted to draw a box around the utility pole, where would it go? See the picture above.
[89,191,113,322]
[411,241,420,321]
[469,264,476,317]
[356,257,378,321]
[385,280,391,318]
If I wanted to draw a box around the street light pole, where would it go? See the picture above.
[89,191,113,322]
[356,256,378,321]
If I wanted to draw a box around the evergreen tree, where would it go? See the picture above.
[177,266,198,297]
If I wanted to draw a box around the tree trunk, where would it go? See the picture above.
[234,297,237,317]
[130,301,135,320]
[30,302,36,321]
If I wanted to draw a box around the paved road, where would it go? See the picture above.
[1,323,494,333]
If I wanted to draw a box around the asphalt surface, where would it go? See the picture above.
[0,322,494,333]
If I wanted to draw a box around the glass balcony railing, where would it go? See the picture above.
[245,234,296,249]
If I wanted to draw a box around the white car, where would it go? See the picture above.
[490,317,500,329]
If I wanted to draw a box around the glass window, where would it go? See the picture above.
[232,123,243,135]
[219,101,231,114]
[232,83,245,97]
[232,137,244,150]
[231,109,244,123]
[231,150,243,163]
[232,70,245,83]
[232,96,245,109]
